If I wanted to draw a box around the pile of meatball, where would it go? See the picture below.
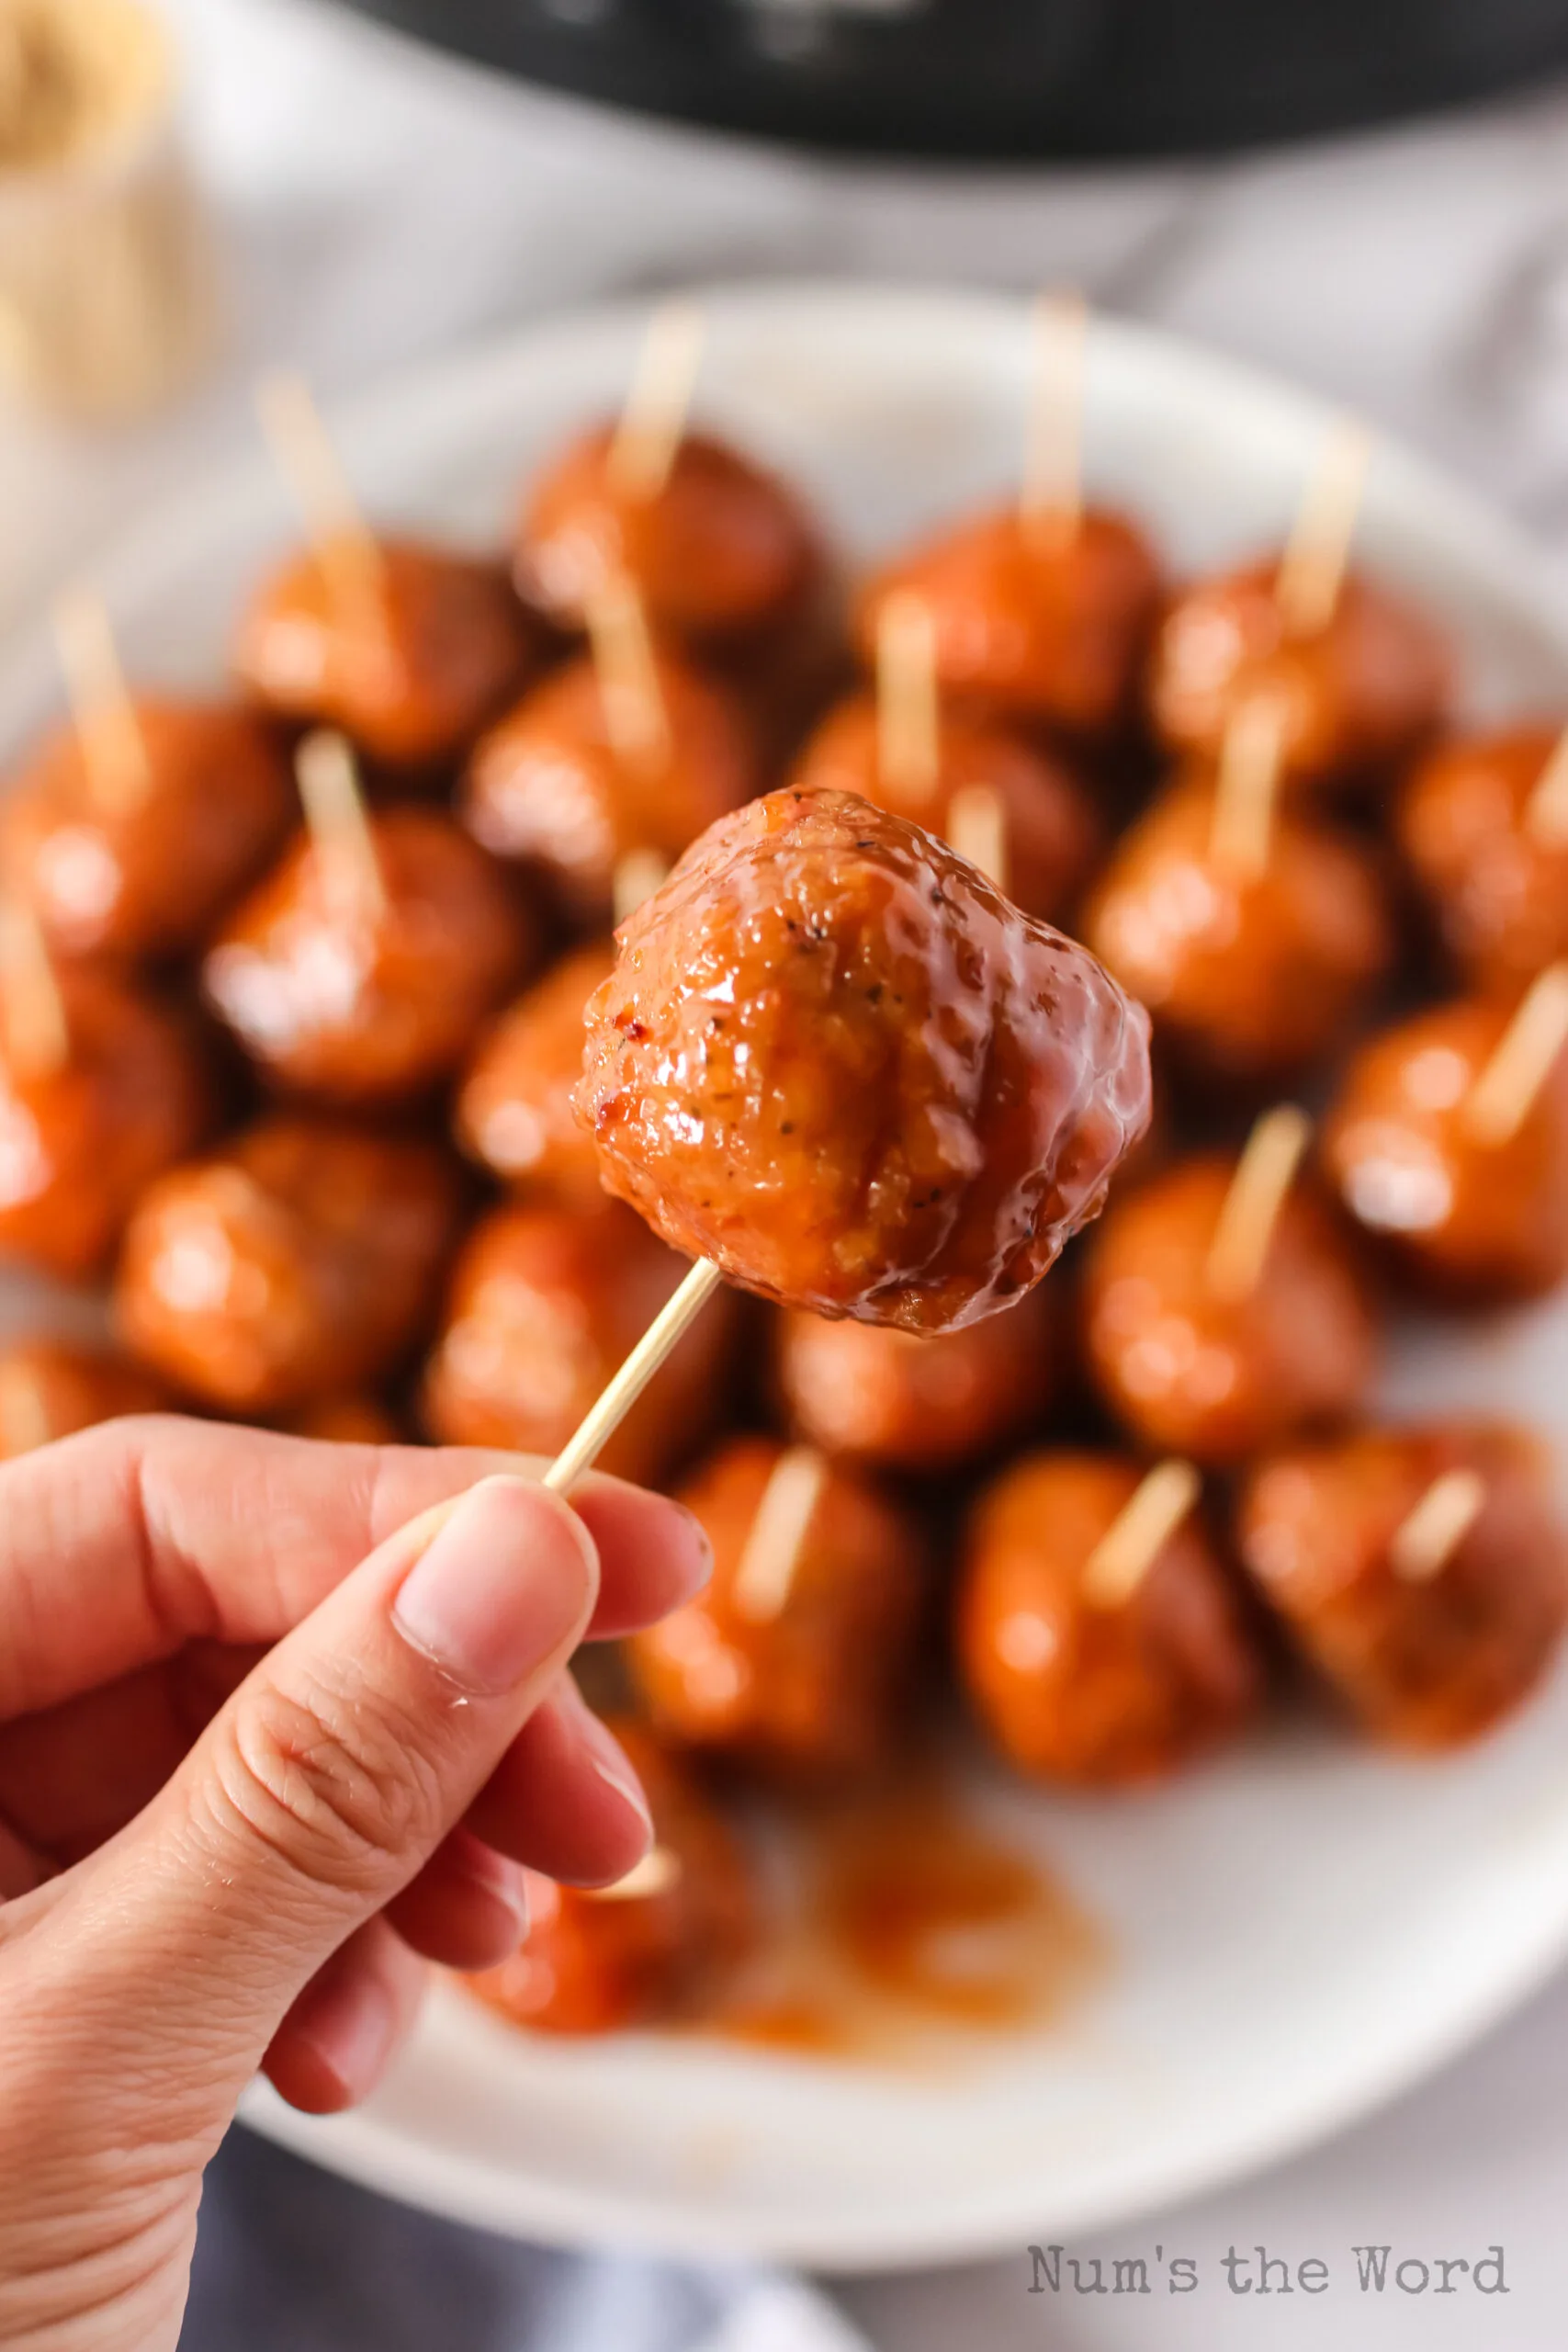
[3,384,1567,2041]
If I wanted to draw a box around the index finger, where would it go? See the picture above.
[0,1417,707,1723]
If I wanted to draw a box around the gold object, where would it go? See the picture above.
[0,0,218,419]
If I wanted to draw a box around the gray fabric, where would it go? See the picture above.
[183,2129,752,2352]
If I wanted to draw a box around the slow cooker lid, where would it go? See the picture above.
[338,0,1568,158]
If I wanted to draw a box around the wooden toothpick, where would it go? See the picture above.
[1275,417,1371,640]
[585,1846,682,1903]
[255,368,382,622]
[1525,725,1568,849]
[51,589,149,815]
[875,590,941,803]
[585,575,671,776]
[732,1445,829,1624]
[606,300,705,503]
[1462,962,1568,1148]
[0,898,69,1080]
[295,729,387,928]
[1082,1459,1202,1610]
[1209,695,1289,881]
[1021,288,1087,552]
[541,1258,726,1496]
[1205,1105,1314,1303]
[1391,1466,1486,1583]
[947,784,1009,893]
[0,1361,52,1458]
[612,848,669,929]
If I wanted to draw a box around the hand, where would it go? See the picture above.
[0,1417,708,2352]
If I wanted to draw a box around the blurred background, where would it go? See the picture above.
[11,0,1568,628]
[9,2,1568,2346]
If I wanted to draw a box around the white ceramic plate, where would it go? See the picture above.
[6,284,1568,2274]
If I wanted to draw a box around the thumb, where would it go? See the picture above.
[61,1474,598,2125]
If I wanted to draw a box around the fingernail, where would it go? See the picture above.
[455,1834,531,1944]
[671,1501,715,1596]
[560,1684,654,1852]
[292,1965,399,2106]
[392,1476,596,1695]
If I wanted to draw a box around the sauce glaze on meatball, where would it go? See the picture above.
[958,1449,1259,1786]
[578,787,1151,1333]
[856,508,1161,736]
[517,425,818,645]
[1,700,293,964]
[1149,560,1450,785]
[1081,1151,1379,1464]
[1238,1421,1568,1747]
[234,539,535,772]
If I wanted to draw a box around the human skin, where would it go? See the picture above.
[0,1419,708,2352]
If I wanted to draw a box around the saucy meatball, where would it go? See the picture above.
[1085,775,1392,1087]
[788,694,1100,924]
[856,507,1161,737]
[774,1278,1060,1474]
[115,1117,462,1413]
[1398,725,1568,994]
[578,787,1151,1333]
[0,969,211,1281]
[0,700,293,964]
[203,806,534,1106]
[1238,1422,1568,1747]
[1149,560,1450,786]
[627,1434,927,1782]
[957,1451,1259,1786]
[1081,1151,1379,1465]
[234,538,535,772]
[456,941,615,1200]
[0,1339,167,1459]
[517,424,818,645]
[1323,993,1568,1301]
[468,1721,757,2035]
[461,648,757,930]
[421,1197,736,1485]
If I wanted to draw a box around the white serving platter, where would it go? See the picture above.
[6,282,1568,2273]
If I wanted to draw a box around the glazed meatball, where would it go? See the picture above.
[457,941,615,1199]
[204,806,534,1106]
[0,969,211,1281]
[578,787,1151,1333]
[1149,560,1450,786]
[234,538,536,772]
[856,507,1161,737]
[1085,775,1392,1087]
[468,1721,757,2034]
[627,1434,927,1782]
[0,1339,168,1459]
[461,648,757,930]
[1238,1422,1568,1747]
[1081,1151,1379,1465]
[1398,725,1568,994]
[115,1117,463,1412]
[1323,992,1568,1301]
[0,700,293,963]
[957,1451,1259,1786]
[421,1197,737,1485]
[774,1278,1060,1474]
[788,694,1100,925]
[517,424,818,645]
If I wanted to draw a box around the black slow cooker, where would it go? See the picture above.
[338,0,1568,159]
